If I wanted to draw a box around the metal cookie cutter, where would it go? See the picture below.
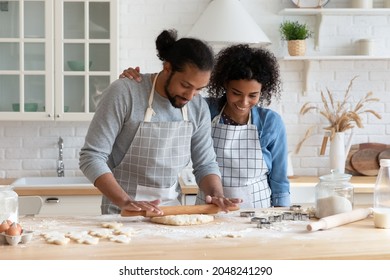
[282,211,294,221]
[240,211,255,217]
[268,214,282,223]
[257,221,271,229]
[300,213,309,221]
[251,217,267,224]
[290,205,302,212]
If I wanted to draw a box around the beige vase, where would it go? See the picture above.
[329,132,346,173]
[287,40,306,56]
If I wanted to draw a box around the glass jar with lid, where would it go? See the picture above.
[315,171,354,218]
[0,185,19,223]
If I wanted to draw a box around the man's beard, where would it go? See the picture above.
[164,72,185,109]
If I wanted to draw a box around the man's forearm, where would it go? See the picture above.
[94,172,132,209]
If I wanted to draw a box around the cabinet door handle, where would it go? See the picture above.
[45,197,60,203]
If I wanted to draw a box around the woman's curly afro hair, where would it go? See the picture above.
[207,44,281,107]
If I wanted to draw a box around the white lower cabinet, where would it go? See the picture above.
[38,195,102,216]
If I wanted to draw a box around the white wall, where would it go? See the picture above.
[0,0,389,178]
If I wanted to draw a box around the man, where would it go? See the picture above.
[79,29,241,215]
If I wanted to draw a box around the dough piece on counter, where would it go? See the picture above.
[66,230,90,240]
[42,232,70,246]
[66,230,99,245]
[89,228,113,238]
[205,233,241,239]
[101,222,123,229]
[46,236,70,245]
[75,235,99,245]
[109,234,131,244]
[66,231,99,245]
[150,214,214,226]
[113,227,135,236]
[205,234,221,239]
[226,233,242,238]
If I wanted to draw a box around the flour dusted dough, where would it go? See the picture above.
[109,234,131,244]
[101,222,123,229]
[42,232,70,245]
[66,231,99,245]
[150,214,214,226]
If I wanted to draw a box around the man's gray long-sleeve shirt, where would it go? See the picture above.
[79,73,221,185]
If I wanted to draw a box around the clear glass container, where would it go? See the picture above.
[315,172,354,218]
[0,185,19,223]
[373,159,390,228]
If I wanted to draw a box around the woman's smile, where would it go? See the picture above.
[224,79,262,124]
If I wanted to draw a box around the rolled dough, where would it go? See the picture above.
[150,214,214,226]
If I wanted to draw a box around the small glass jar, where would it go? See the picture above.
[0,185,19,223]
[315,172,354,218]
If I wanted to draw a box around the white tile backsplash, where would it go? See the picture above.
[0,0,389,178]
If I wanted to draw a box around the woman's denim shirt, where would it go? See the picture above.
[207,99,291,207]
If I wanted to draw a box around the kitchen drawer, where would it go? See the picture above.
[37,195,102,216]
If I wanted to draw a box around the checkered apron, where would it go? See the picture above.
[196,108,271,208]
[102,74,193,214]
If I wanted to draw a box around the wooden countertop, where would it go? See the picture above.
[180,175,377,195]
[1,175,376,196]
[2,208,389,260]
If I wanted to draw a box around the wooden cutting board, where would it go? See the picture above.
[378,149,390,161]
[346,143,390,176]
[351,148,380,176]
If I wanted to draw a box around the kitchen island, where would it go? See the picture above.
[2,208,389,260]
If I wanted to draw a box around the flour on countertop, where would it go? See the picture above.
[21,209,317,245]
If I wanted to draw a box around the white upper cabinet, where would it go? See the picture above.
[0,0,118,121]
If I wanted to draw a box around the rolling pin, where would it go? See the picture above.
[121,204,240,217]
[307,208,373,232]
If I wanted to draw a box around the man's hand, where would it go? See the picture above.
[122,199,163,215]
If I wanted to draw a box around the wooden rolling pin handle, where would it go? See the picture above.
[121,204,240,217]
[307,208,373,232]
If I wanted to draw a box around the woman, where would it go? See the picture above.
[121,44,290,208]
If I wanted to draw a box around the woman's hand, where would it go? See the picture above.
[119,66,142,81]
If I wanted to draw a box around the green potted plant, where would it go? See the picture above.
[279,20,313,56]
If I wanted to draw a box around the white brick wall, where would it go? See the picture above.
[0,0,389,178]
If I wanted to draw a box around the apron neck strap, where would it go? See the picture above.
[144,73,188,122]
[212,104,251,125]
